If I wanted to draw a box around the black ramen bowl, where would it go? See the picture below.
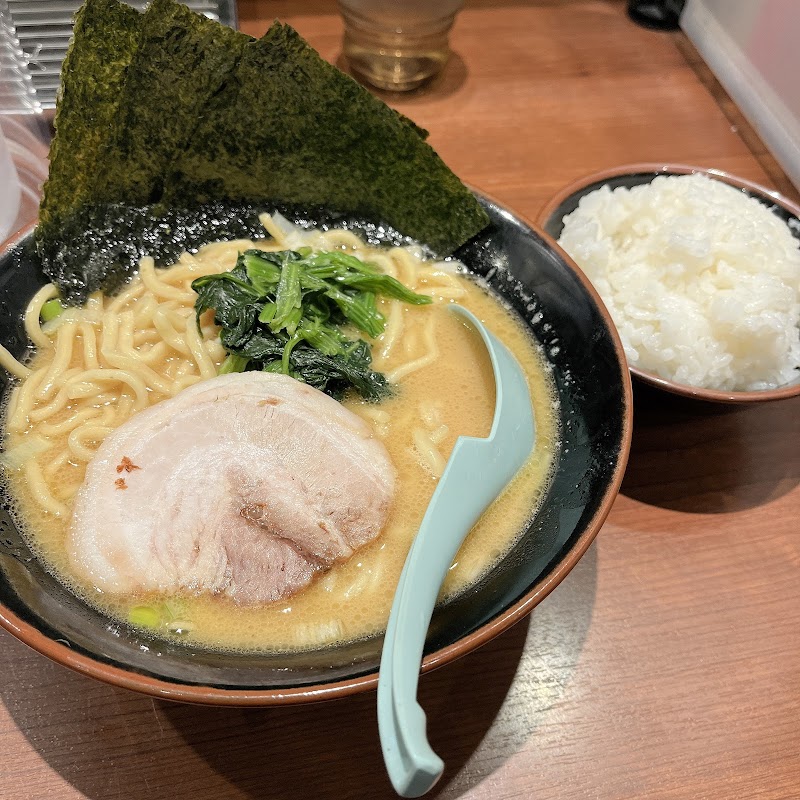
[539,163,800,404]
[0,194,632,705]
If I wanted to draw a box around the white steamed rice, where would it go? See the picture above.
[557,173,800,391]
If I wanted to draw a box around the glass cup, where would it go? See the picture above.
[339,0,464,92]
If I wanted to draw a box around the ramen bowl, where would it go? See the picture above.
[539,164,800,404]
[0,194,632,705]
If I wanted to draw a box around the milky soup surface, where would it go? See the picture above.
[3,231,559,653]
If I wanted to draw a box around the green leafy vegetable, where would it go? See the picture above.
[219,354,250,374]
[193,249,432,400]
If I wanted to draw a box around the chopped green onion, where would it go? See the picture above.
[0,435,53,471]
[128,605,161,628]
[40,298,66,323]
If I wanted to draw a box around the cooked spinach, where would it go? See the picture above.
[193,249,432,400]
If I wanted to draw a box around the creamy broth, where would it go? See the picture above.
[2,224,558,653]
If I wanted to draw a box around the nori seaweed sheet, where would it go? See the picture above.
[166,22,489,256]
[36,201,420,304]
[38,0,142,237]
[36,202,268,302]
[36,0,489,299]
[107,0,251,205]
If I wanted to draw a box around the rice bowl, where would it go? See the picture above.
[540,164,800,403]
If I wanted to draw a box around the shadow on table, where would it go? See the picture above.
[622,382,800,513]
[0,545,596,799]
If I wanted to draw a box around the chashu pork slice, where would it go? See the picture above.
[68,372,395,604]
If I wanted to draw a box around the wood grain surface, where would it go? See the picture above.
[2,2,799,798]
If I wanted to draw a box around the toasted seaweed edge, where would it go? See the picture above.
[38,202,272,303]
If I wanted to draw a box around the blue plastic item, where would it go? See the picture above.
[377,304,536,797]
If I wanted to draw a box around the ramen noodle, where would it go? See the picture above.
[1,215,559,652]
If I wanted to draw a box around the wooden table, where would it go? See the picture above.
[2,2,799,798]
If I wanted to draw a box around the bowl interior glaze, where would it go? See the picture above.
[0,195,631,704]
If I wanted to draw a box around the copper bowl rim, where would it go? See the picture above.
[0,203,633,706]
[537,162,800,404]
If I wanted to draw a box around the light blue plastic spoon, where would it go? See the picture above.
[377,304,536,798]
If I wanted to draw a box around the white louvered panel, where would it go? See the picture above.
[0,0,237,113]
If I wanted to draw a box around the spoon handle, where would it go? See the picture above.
[378,436,502,797]
[378,306,535,797]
